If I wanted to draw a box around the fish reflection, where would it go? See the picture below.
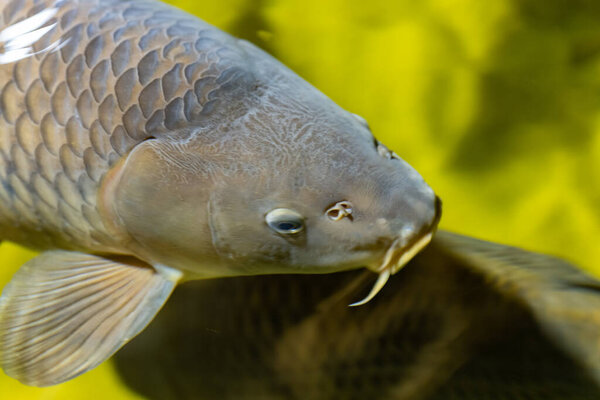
[115,231,600,400]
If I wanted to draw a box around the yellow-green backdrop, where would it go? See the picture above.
[1,0,599,397]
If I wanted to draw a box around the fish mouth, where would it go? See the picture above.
[349,196,442,307]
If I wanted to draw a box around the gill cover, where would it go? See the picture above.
[101,139,219,276]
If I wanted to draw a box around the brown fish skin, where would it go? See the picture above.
[0,0,437,275]
[0,0,246,253]
[114,232,600,400]
[0,0,439,387]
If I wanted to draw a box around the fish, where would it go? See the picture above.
[0,0,440,387]
[114,231,600,400]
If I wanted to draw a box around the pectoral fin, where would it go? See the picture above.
[0,250,181,387]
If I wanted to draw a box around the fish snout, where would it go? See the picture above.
[393,195,441,272]
[380,167,440,245]
[349,193,441,307]
[378,194,441,275]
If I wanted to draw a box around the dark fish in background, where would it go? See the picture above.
[0,0,439,386]
[115,231,600,400]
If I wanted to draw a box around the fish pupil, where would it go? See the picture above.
[277,221,299,231]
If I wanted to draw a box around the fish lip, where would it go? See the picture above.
[349,195,441,307]
[370,225,435,275]
[370,195,441,275]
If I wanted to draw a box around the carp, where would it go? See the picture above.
[0,0,439,386]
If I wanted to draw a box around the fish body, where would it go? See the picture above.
[0,0,439,386]
[115,232,600,400]
[0,0,256,255]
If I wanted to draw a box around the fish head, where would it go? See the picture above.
[102,60,440,302]
[203,109,442,279]
[105,110,438,280]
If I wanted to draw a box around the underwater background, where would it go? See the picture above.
[0,0,599,397]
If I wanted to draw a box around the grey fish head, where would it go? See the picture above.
[203,111,441,276]
[102,41,440,279]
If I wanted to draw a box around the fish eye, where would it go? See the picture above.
[372,138,391,159]
[373,138,401,160]
[352,113,371,130]
[265,208,305,234]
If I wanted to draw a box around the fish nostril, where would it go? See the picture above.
[326,201,354,221]
[339,201,353,212]
[327,209,340,219]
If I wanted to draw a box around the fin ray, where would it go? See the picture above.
[2,270,134,335]
[0,250,179,386]
[6,275,138,361]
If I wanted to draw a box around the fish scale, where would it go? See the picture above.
[0,0,243,251]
